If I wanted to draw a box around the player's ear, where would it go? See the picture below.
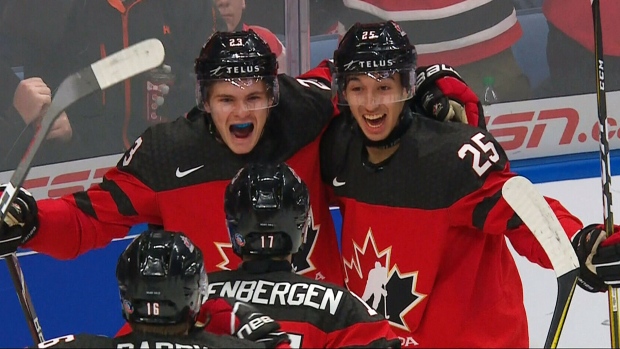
[204,101,212,114]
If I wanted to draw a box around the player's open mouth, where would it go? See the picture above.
[363,113,386,128]
[230,123,254,138]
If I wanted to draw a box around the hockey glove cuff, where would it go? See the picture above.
[572,223,620,292]
[414,64,486,129]
[199,297,291,349]
[0,184,39,257]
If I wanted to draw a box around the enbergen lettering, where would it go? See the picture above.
[207,280,344,315]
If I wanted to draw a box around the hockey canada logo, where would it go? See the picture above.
[344,228,426,332]
[216,206,320,277]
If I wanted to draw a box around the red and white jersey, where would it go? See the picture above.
[544,0,620,57]
[342,0,522,66]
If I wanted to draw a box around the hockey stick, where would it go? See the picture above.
[591,1,620,346]
[0,38,165,344]
[502,176,580,349]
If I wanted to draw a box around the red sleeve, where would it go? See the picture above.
[450,162,582,269]
[505,197,582,268]
[23,167,162,259]
[297,59,334,83]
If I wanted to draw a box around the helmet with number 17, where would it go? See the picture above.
[224,162,310,257]
[116,229,207,326]
[333,20,417,107]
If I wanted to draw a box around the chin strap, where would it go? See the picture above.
[358,108,413,149]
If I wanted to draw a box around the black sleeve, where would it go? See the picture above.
[319,114,355,183]
[272,74,335,151]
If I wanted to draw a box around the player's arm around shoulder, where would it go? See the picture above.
[325,287,401,348]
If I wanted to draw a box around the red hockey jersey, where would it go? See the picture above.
[24,64,345,286]
[320,113,583,347]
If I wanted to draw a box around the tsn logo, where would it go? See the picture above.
[0,154,121,200]
[485,107,620,156]
[20,166,113,199]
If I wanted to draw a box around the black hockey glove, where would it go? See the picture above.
[199,297,291,349]
[572,223,620,292]
[0,184,39,257]
[414,64,486,129]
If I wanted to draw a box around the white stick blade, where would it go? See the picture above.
[502,176,579,276]
[91,38,165,90]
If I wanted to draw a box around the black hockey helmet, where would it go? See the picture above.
[333,20,417,106]
[116,229,207,326]
[194,30,279,111]
[224,162,310,257]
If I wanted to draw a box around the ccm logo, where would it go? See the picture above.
[23,167,113,199]
[485,108,619,152]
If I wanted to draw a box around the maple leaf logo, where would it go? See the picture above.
[343,228,426,331]
[214,242,239,271]
[292,207,320,276]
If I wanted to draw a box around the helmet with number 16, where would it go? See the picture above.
[116,229,207,326]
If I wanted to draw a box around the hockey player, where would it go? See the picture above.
[320,20,620,347]
[34,229,290,348]
[0,30,343,286]
[205,162,400,348]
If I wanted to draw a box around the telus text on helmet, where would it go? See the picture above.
[209,65,263,77]
[343,59,395,71]
[207,280,344,315]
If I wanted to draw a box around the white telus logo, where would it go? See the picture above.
[343,59,395,71]
[209,65,262,77]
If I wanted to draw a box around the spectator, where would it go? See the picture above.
[214,0,288,74]
[311,0,531,103]
[0,59,74,170]
[0,0,224,160]
[537,0,620,97]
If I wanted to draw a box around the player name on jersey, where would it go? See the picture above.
[207,280,344,315]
